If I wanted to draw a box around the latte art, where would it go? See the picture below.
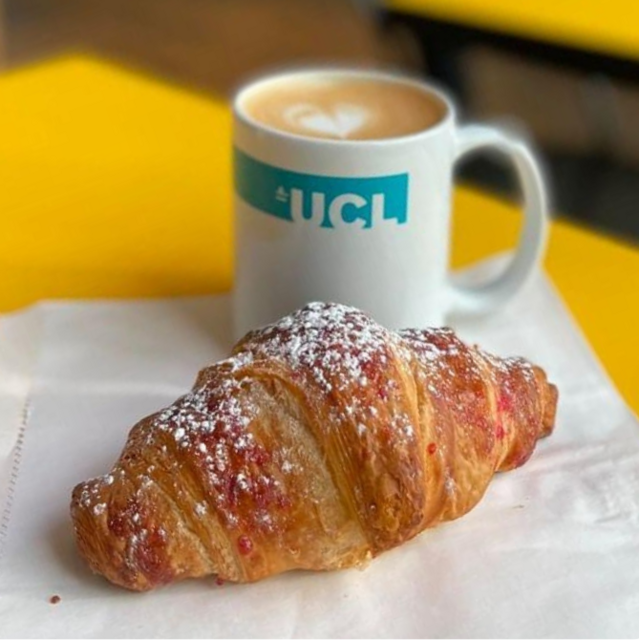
[283,103,368,139]
[243,77,445,141]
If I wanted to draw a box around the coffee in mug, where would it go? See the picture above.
[233,69,548,338]
[242,76,445,141]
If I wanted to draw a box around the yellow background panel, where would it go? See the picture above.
[388,0,639,61]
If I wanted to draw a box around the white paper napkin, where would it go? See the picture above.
[1,262,638,638]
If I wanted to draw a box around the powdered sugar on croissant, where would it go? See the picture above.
[71,302,558,591]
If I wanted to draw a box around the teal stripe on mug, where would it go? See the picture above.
[234,148,409,229]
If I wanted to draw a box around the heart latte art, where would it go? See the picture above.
[283,103,368,139]
[243,77,445,141]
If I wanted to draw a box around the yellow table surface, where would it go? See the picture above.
[1,56,638,412]
[388,0,639,62]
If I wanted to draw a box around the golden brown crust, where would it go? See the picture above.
[71,302,558,591]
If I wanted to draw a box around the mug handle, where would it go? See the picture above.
[447,124,549,317]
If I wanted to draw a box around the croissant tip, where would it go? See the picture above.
[541,382,559,438]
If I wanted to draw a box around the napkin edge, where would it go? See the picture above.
[0,307,43,563]
[0,399,30,562]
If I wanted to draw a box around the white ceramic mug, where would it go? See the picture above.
[232,69,548,338]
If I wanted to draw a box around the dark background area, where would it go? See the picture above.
[3,0,639,244]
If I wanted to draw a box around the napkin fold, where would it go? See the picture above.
[0,261,637,638]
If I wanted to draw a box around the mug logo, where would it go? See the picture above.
[235,149,408,229]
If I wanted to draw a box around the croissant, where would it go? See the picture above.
[71,302,557,591]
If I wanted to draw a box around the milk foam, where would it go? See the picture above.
[243,76,445,141]
[283,103,368,139]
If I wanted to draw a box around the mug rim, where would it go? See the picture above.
[233,67,455,147]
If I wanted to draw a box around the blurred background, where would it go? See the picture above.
[2,0,639,243]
